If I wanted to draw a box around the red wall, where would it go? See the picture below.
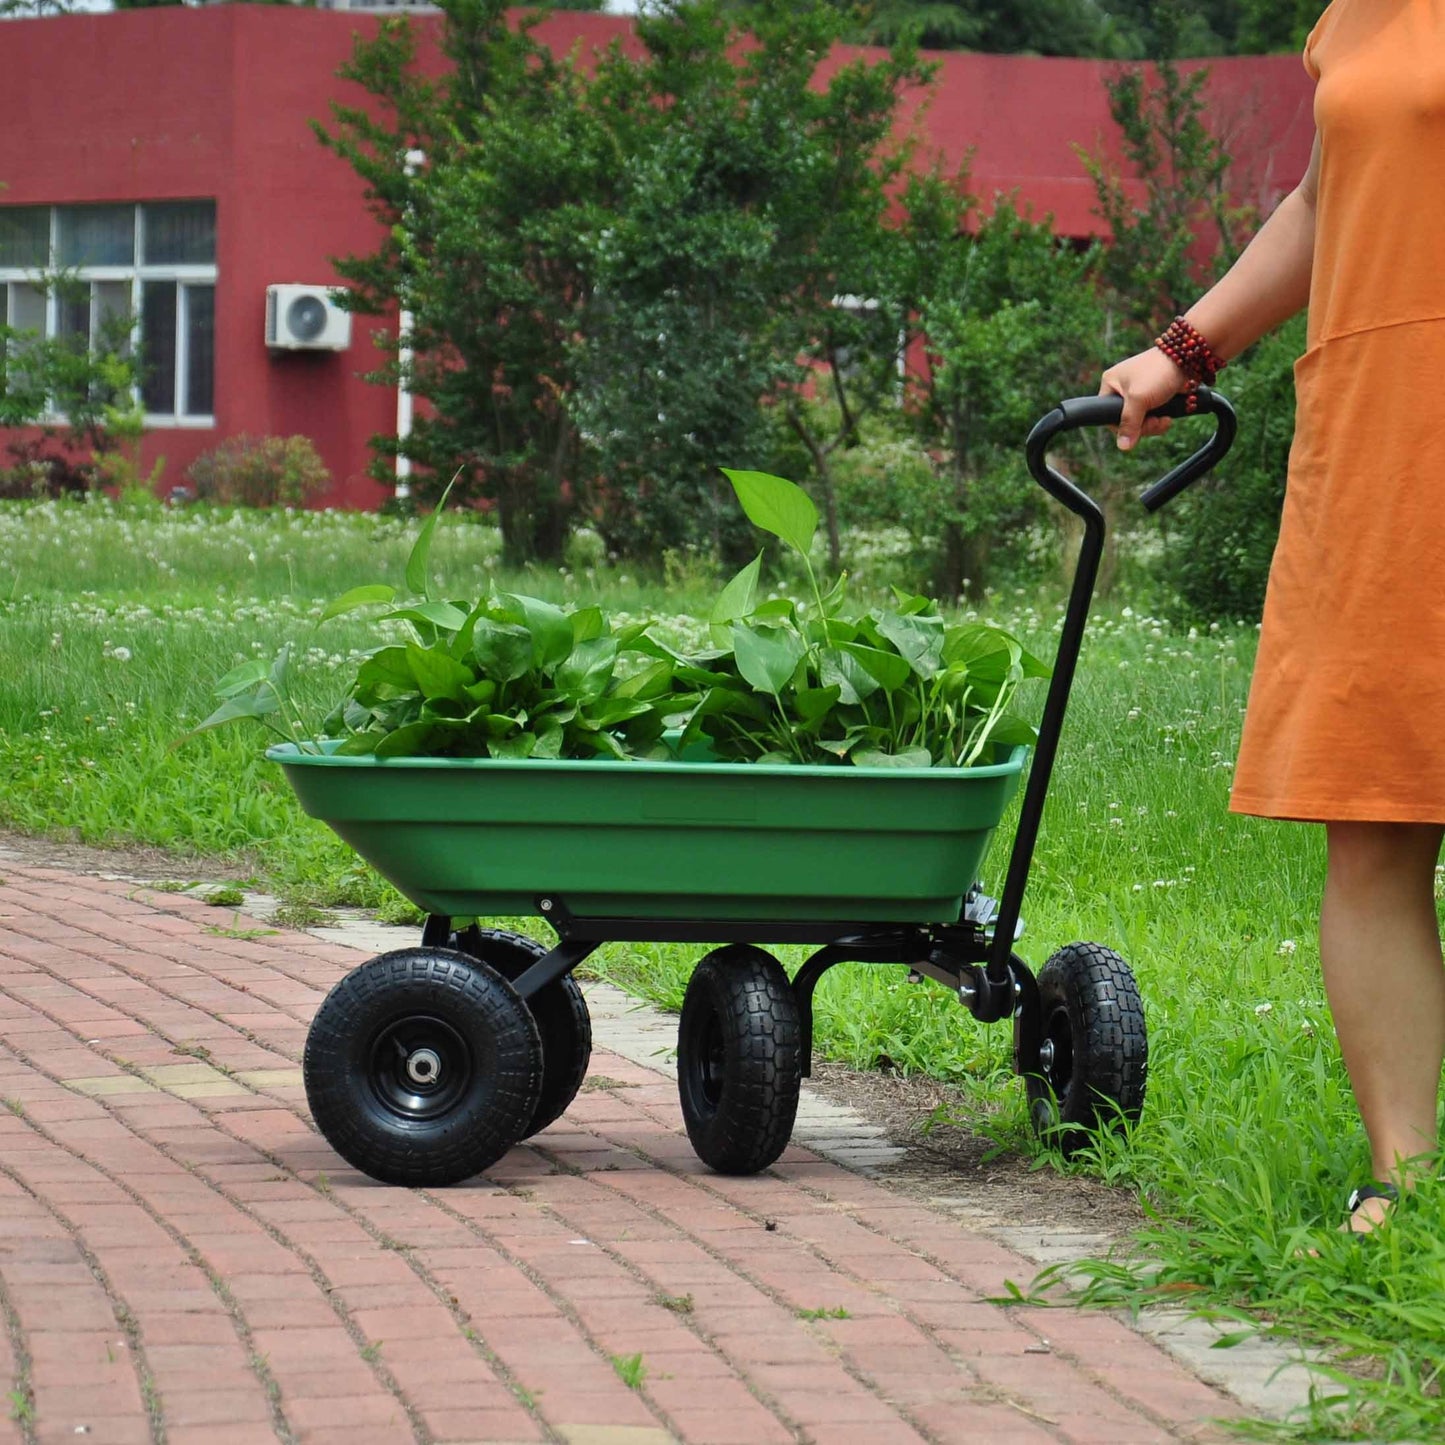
[0,7,1316,509]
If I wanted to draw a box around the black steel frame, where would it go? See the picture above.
[422,389,1237,1080]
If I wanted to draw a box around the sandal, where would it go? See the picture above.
[1344,1181,1399,1234]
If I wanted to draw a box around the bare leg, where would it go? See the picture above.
[1320,821,1445,1229]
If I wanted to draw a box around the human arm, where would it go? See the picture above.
[1102,129,1322,450]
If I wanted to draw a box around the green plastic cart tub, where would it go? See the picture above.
[268,742,1028,924]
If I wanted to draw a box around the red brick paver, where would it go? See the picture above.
[0,867,1245,1444]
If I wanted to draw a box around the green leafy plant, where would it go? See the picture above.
[186,470,1043,769]
[185,481,690,761]
[661,468,1049,767]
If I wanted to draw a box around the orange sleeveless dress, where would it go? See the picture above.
[1229,0,1445,823]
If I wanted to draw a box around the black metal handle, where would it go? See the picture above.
[978,388,1235,996]
[1026,385,1238,513]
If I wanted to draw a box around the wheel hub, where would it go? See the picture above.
[1037,1038,1055,1071]
[368,1015,471,1121]
[406,1048,442,1086]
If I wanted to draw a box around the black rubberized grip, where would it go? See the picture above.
[1026,385,1237,513]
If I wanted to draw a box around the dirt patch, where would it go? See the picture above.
[0,829,242,885]
[806,1058,1146,1237]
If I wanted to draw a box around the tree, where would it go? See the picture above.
[895,172,1108,597]
[0,275,141,495]
[320,0,928,564]
[1075,19,1251,335]
[570,0,929,563]
[317,0,609,562]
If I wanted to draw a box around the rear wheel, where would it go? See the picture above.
[1025,942,1147,1157]
[677,945,801,1175]
[452,925,592,1138]
[304,948,541,1186]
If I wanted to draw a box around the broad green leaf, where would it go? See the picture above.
[320,584,396,624]
[385,600,469,635]
[555,636,619,703]
[720,468,818,559]
[404,471,458,599]
[852,746,933,769]
[709,553,762,647]
[795,685,841,722]
[872,609,945,678]
[612,658,674,701]
[420,696,469,720]
[588,729,630,760]
[980,712,1039,746]
[532,724,565,760]
[406,643,474,701]
[752,597,797,624]
[839,642,911,693]
[488,732,537,760]
[471,618,534,684]
[819,645,878,704]
[889,587,933,616]
[354,646,415,693]
[943,624,1046,680]
[213,658,271,699]
[178,685,281,741]
[497,592,573,670]
[571,605,606,644]
[581,696,657,728]
[732,622,806,697]
[335,732,381,756]
[374,720,445,757]
[450,597,492,661]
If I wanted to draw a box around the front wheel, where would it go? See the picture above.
[304,948,542,1186]
[677,945,801,1175]
[1025,942,1147,1157]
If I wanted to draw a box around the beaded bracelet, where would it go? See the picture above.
[1154,315,1227,388]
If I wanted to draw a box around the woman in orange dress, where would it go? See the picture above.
[1101,0,1445,1234]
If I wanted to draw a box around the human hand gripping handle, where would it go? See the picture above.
[1026,385,1237,514]
[1098,346,1195,451]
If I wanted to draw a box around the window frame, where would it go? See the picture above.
[0,201,217,428]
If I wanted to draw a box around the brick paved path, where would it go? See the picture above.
[0,866,1246,1445]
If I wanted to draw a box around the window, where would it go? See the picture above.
[0,201,217,425]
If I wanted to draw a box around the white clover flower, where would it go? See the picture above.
[1254,1002,1273,1016]
[1132,883,1144,892]
[1277,939,1297,956]
[1300,1021,1314,1035]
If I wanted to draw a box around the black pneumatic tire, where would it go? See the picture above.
[304,948,541,1187]
[1025,941,1147,1157]
[677,945,802,1175]
[451,925,592,1138]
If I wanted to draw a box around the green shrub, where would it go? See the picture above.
[186,435,330,508]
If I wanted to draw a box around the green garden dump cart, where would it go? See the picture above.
[270,389,1236,1186]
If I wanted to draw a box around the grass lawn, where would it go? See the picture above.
[2,495,1443,1439]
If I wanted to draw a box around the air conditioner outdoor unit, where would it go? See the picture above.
[266,284,352,351]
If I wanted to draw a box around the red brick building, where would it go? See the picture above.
[0,6,1315,508]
